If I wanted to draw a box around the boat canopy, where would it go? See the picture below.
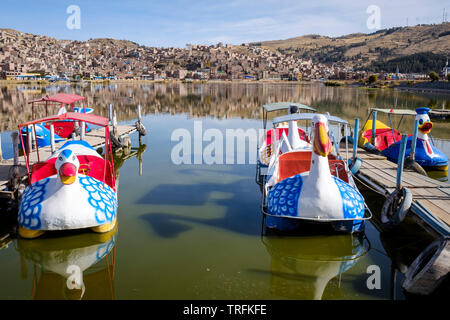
[273,113,349,126]
[369,108,417,116]
[18,112,108,129]
[28,94,85,105]
[263,102,316,113]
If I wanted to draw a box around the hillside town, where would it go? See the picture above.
[0,28,369,82]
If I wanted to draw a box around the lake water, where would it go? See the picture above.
[0,82,448,300]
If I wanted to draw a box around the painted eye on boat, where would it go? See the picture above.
[419,119,424,125]
[72,156,76,161]
[59,156,63,161]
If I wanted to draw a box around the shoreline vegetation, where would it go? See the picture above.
[2,78,450,93]
[325,79,450,93]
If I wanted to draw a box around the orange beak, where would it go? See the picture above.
[59,163,77,185]
[418,121,433,134]
[313,122,332,157]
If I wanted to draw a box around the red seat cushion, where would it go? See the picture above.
[362,128,402,151]
[277,151,347,183]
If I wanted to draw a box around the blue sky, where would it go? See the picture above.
[1,0,448,47]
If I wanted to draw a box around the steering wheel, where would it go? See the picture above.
[79,163,91,175]
[55,126,65,136]
[329,162,345,177]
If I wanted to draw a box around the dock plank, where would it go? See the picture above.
[357,146,450,232]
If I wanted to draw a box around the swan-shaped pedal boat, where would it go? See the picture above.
[264,114,370,233]
[359,107,448,171]
[18,113,117,239]
[381,108,448,171]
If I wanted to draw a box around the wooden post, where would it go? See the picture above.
[137,104,142,122]
[371,110,377,145]
[353,118,359,159]
[50,124,55,153]
[113,111,118,137]
[31,125,37,149]
[396,134,408,190]
[27,126,32,154]
[11,131,20,190]
[12,132,19,166]
[344,124,349,163]
[109,104,113,125]
[74,120,80,136]
[80,121,86,141]
[410,119,419,161]
[138,152,143,176]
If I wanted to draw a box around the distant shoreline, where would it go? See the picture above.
[1,79,450,93]
[0,79,313,85]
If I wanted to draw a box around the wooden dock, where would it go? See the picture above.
[354,148,450,237]
[0,124,137,199]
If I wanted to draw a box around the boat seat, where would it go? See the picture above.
[363,128,402,151]
[30,155,114,188]
[30,158,57,185]
[265,128,309,145]
[277,151,348,183]
[44,121,75,139]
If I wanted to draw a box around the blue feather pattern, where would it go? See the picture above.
[267,175,303,217]
[333,176,365,219]
[79,176,117,224]
[18,178,50,229]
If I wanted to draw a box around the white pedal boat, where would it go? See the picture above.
[17,112,118,239]
[262,113,371,233]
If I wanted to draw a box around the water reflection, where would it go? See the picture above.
[16,227,117,300]
[1,83,449,139]
[261,234,368,300]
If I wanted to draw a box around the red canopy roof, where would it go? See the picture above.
[28,93,85,105]
[18,112,109,128]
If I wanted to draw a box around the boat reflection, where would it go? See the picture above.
[262,234,368,299]
[16,227,117,300]
[426,169,448,182]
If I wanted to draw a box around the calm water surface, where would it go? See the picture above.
[0,82,448,299]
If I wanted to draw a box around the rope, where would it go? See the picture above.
[353,173,387,197]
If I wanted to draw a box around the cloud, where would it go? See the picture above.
[1,0,448,47]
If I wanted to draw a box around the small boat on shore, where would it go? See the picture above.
[18,112,117,239]
[359,107,448,171]
[261,112,371,233]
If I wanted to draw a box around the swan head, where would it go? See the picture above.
[55,149,79,185]
[415,107,433,135]
[312,114,332,157]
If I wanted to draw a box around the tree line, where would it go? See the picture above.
[365,52,447,74]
